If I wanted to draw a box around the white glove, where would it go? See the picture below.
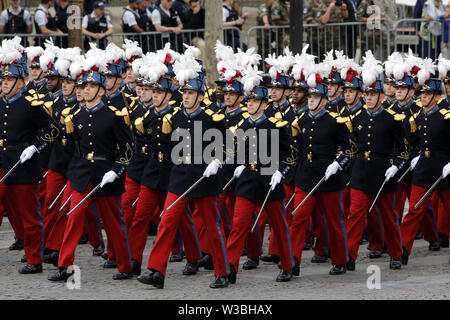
[100,170,118,188]
[442,163,450,179]
[384,165,399,181]
[203,160,221,178]
[411,156,420,170]
[20,145,38,163]
[233,165,246,178]
[324,161,341,181]
[269,170,283,191]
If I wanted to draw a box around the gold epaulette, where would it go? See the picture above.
[274,111,283,121]
[440,108,450,120]
[229,118,245,135]
[241,106,248,112]
[134,110,150,134]
[438,97,446,104]
[409,115,417,133]
[64,109,80,134]
[386,108,406,121]
[108,106,131,126]
[242,112,250,119]
[169,100,177,106]
[269,116,288,128]
[291,118,301,137]
[204,108,225,121]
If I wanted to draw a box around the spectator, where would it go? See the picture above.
[82,1,113,50]
[256,0,289,60]
[34,0,63,48]
[122,0,151,52]
[437,3,450,58]
[419,0,445,60]
[147,0,159,13]
[172,0,190,25]
[152,0,184,52]
[54,0,69,48]
[0,0,32,47]
[304,0,349,59]
[184,0,205,41]
[223,0,248,51]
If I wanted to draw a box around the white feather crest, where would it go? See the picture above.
[242,65,263,95]
[122,39,143,62]
[2,36,24,54]
[82,54,107,74]
[69,55,84,80]
[55,57,71,77]
[265,53,285,80]
[235,47,261,68]
[215,40,234,62]
[303,62,329,89]
[338,54,361,82]
[221,59,243,83]
[43,38,60,57]
[291,45,316,81]
[404,48,422,75]
[132,58,144,77]
[157,42,181,65]
[0,38,22,66]
[417,58,436,85]
[281,47,295,73]
[105,42,125,64]
[361,50,384,88]
[174,55,202,86]
[384,52,404,78]
[437,54,450,79]
[183,43,201,60]
[25,46,44,64]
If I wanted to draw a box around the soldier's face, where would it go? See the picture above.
[292,88,306,104]
[31,68,43,81]
[136,85,143,97]
[224,92,240,107]
[216,83,225,100]
[327,83,340,97]
[420,91,438,107]
[141,87,153,103]
[46,76,59,91]
[127,67,135,83]
[84,83,104,102]
[365,91,383,109]
[183,89,203,110]
[445,83,450,97]
[395,86,411,102]
[384,82,395,97]
[343,88,359,104]
[270,87,285,101]
[106,75,119,91]
[1,76,20,97]
[62,79,75,97]
[308,94,326,112]
[247,98,266,116]
[76,86,85,102]
[153,89,171,107]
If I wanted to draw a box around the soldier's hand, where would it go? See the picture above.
[411,156,420,170]
[442,163,450,179]
[324,161,341,181]
[19,145,38,164]
[384,165,399,181]
[269,170,283,191]
[203,160,221,178]
[100,170,118,188]
[233,165,246,178]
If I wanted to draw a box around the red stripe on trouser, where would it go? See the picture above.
[347,189,402,260]
[122,174,140,232]
[401,185,450,254]
[227,196,294,272]
[395,182,411,221]
[58,185,132,272]
[45,181,72,251]
[0,182,42,264]
[290,188,348,265]
[217,189,236,237]
[43,170,67,244]
[129,186,167,264]
[148,193,225,277]
[342,186,351,226]
[191,204,210,254]
[366,204,384,251]
[0,172,24,240]
[435,192,450,236]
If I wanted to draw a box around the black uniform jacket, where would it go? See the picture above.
[0,90,59,184]
[350,106,409,194]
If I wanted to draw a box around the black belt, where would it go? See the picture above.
[82,152,114,162]
[150,152,171,163]
[420,150,450,159]
[0,140,31,149]
[302,153,334,163]
[357,151,390,161]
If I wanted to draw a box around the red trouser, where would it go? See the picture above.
[43,170,67,245]
[191,204,211,255]
[366,202,384,251]
[290,188,348,265]
[122,174,140,232]
[342,186,351,226]
[419,193,439,243]
[434,192,450,236]
[148,193,226,277]
[227,196,294,272]
[347,189,402,260]
[401,185,450,254]
[129,186,167,264]
[311,206,328,256]
[244,211,265,259]
[395,182,411,221]
[58,184,132,272]
[217,188,236,237]
[0,177,42,264]
[84,203,102,248]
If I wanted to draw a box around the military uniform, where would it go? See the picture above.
[346,104,408,265]
[0,72,58,270]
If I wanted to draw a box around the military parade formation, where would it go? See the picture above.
[0,35,449,290]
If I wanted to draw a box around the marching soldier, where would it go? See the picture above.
[381,77,397,109]
[226,65,297,283]
[346,55,408,270]
[0,45,59,274]
[326,71,345,114]
[137,58,231,289]
[208,76,227,112]
[24,46,49,95]
[48,56,134,282]
[400,78,450,265]
[289,68,353,276]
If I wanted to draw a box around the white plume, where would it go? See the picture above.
[265,53,285,80]
[361,50,384,88]
[25,46,44,64]
[122,39,143,62]
[242,65,264,95]
[384,52,404,78]
[183,43,201,60]
[105,42,125,64]
[174,55,202,86]
[437,54,450,79]
[417,58,436,85]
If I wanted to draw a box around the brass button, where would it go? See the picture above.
[424,125,427,128]
[88,123,92,127]
[367,142,371,145]
[186,136,190,140]
[157,143,161,146]
[425,140,428,143]
[88,133,91,136]
[159,117,162,121]
[310,128,314,131]
[309,144,312,147]
[89,115,93,118]
[157,126,160,129]
[3,122,6,125]
[425,118,428,121]
[6,106,9,109]
[368,126,371,129]
[4,114,7,117]
[89,142,93,145]
[309,136,312,140]
[157,135,160,138]
[312,121,315,125]
[424,133,427,136]
[367,134,371,137]
[370,118,373,122]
